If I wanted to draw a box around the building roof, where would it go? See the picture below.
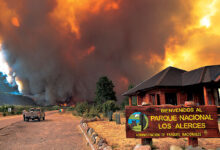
[182,65,220,86]
[123,65,220,96]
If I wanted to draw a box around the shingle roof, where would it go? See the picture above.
[123,65,220,96]
[182,65,220,86]
[123,66,186,96]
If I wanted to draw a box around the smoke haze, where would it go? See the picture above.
[0,0,219,105]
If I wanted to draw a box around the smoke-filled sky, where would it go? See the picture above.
[0,0,219,105]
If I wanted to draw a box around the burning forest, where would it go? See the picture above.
[0,0,220,105]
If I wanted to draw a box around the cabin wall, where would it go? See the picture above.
[142,94,150,103]
[136,85,219,106]
[178,92,187,105]
[160,91,166,104]
[138,88,185,105]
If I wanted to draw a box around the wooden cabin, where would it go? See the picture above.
[123,65,220,106]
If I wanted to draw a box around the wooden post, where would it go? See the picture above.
[129,96,132,106]
[185,101,198,147]
[137,96,141,106]
[177,92,181,105]
[211,89,215,105]
[188,137,198,147]
[141,138,152,145]
[203,86,209,105]
[160,92,166,104]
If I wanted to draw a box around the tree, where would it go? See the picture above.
[95,76,116,104]
[121,84,134,108]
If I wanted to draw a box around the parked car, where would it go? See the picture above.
[23,108,45,122]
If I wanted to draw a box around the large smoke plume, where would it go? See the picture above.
[0,0,219,105]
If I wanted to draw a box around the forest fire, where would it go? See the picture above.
[51,0,121,39]
[0,0,219,105]
[162,0,220,70]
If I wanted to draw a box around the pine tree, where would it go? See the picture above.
[95,76,116,104]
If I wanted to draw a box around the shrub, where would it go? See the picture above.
[16,111,22,115]
[75,102,89,116]
[52,105,60,110]
[84,106,100,118]
[0,105,8,112]
[3,112,6,116]
[95,104,103,113]
[66,107,74,111]
[102,100,117,116]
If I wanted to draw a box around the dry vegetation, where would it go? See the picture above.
[88,115,220,150]
[88,117,140,150]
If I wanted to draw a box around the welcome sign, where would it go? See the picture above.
[126,105,220,138]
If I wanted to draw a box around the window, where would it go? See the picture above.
[157,94,160,105]
[165,93,177,105]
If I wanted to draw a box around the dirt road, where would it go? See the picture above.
[0,112,90,150]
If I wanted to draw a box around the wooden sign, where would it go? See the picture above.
[126,105,220,138]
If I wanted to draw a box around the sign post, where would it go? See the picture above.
[126,105,220,147]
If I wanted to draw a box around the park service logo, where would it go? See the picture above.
[128,112,149,132]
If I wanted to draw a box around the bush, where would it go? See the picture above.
[3,112,6,116]
[66,107,74,111]
[0,105,8,112]
[0,105,34,115]
[75,102,89,116]
[84,106,100,118]
[95,104,103,113]
[102,100,117,116]
[16,111,22,115]
[52,105,60,110]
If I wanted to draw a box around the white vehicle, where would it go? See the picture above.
[23,108,45,122]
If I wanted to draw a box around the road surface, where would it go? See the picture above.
[0,111,90,150]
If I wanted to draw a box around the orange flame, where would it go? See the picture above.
[163,0,220,70]
[0,0,19,27]
[15,77,23,93]
[50,0,121,39]
[120,76,129,87]
[80,45,96,59]
[11,17,20,27]
[86,45,95,55]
